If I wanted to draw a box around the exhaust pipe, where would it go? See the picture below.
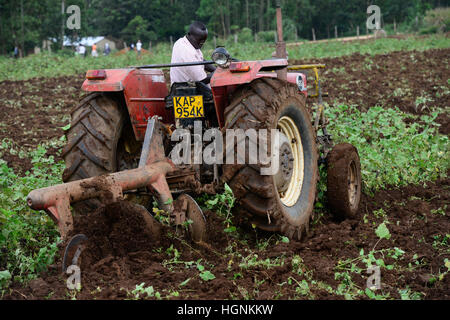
[275,0,287,80]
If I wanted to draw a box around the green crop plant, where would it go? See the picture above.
[0,145,63,291]
[324,105,449,193]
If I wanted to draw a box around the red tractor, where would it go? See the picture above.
[27,6,361,252]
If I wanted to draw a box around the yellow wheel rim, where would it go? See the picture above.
[277,116,304,207]
[348,161,358,208]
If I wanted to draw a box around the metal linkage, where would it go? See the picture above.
[27,117,175,240]
[288,64,328,98]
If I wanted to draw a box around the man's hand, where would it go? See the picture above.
[201,72,214,85]
[202,62,216,84]
[205,62,216,73]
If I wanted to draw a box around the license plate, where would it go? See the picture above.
[173,96,204,118]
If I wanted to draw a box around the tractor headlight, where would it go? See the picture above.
[211,47,230,68]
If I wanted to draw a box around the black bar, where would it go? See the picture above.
[134,60,215,69]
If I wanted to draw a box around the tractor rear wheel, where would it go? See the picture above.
[222,78,318,240]
[62,93,126,212]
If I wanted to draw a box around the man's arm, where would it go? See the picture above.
[201,61,216,84]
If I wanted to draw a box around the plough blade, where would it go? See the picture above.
[27,117,174,240]
[27,161,175,240]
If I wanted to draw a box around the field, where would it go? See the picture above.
[0,35,449,300]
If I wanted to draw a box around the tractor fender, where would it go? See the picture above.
[210,59,288,88]
[210,60,307,128]
[82,68,134,92]
[82,68,172,141]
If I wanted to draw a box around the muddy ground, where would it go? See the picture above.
[1,47,449,300]
[4,178,449,300]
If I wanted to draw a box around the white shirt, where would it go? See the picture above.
[170,36,207,85]
[136,41,142,51]
[79,46,86,54]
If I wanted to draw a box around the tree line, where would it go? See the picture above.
[0,0,447,56]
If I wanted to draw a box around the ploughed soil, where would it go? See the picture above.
[3,178,449,300]
[1,45,449,300]
[295,48,450,135]
[0,74,85,174]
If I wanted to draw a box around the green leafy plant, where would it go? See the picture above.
[399,288,424,300]
[199,183,236,234]
[334,246,405,299]
[0,146,63,290]
[0,270,11,290]
[375,222,391,240]
[325,105,449,192]
[238,253,285,270]
[197,263,216,281]
[432,234,450,250]
[128,282,160,300]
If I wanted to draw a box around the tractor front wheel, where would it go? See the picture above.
[326,143,362,219]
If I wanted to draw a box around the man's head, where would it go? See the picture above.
[187,21,208,49]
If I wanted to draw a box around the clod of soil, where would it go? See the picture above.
[72,200,164,269]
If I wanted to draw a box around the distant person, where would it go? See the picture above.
[91,43,98,57]
[104,42,111,56]
[13,46,19,59]
[130,43,135,51]
[136,40,142,57]
[79,44,86,58]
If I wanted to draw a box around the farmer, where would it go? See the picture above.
[79,44,86,58]
[170,21,216,86]
[136,40,142,57]
[13,46,19,59]
[104,42,111,56]
[91,43,98,57]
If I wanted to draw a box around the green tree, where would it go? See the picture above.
[121,15,155,43]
